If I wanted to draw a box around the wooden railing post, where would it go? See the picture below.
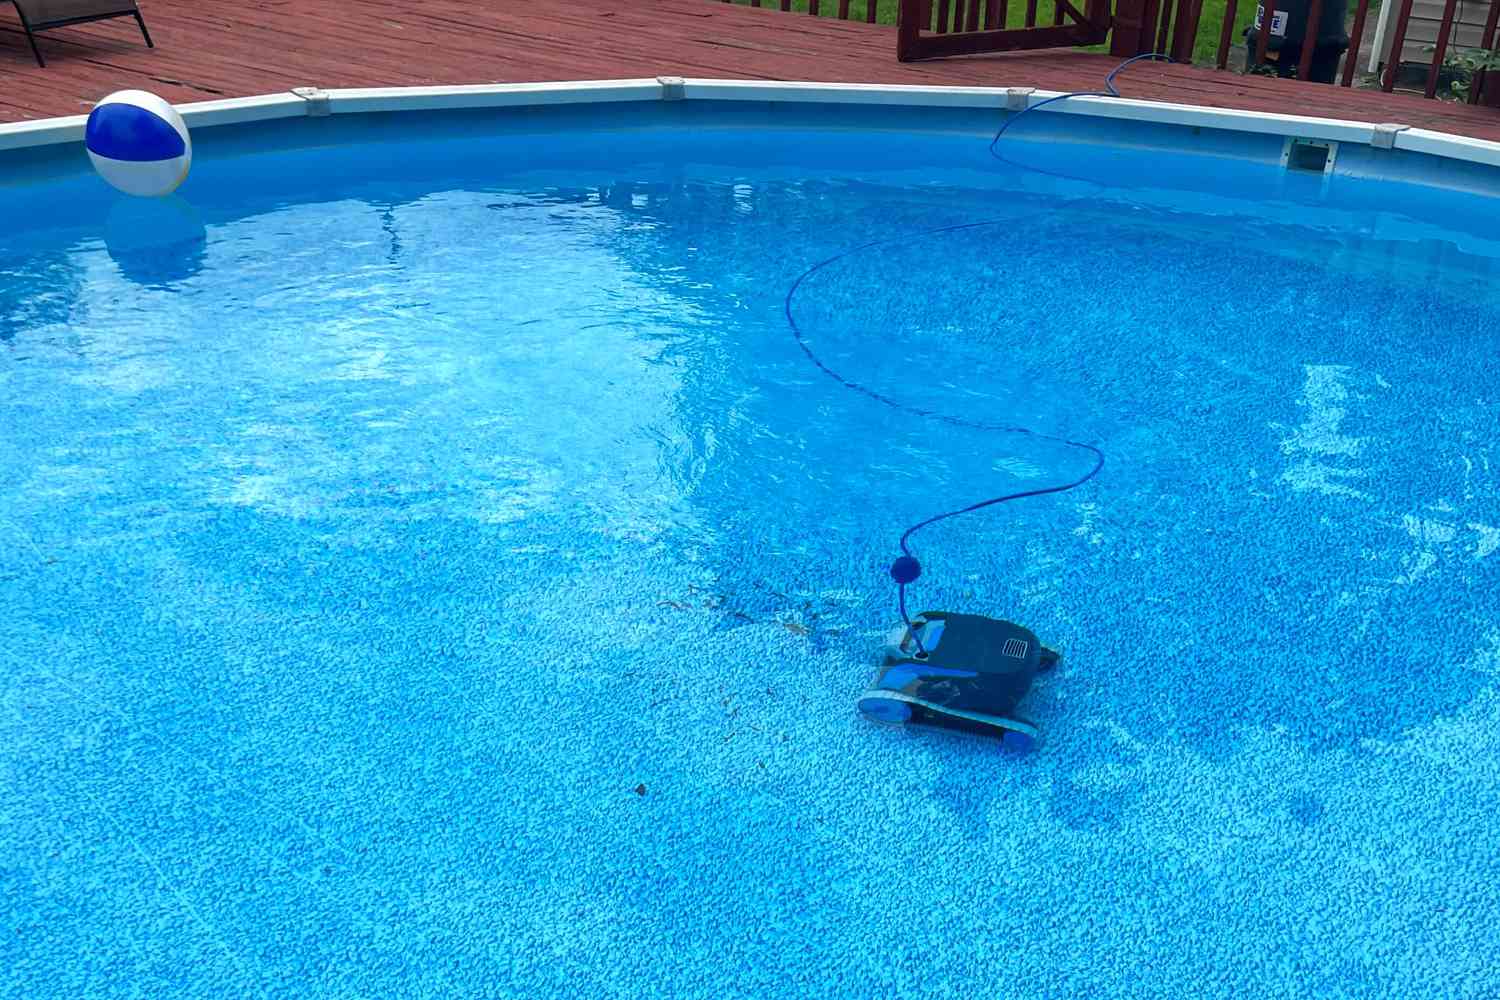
[1170,0,1205,61]
[1341,0,1373,85]
[1155,0,1174,52]
[1216,0,1240,67]
[1295,0,1323,80]
[897,0,924,59]
[1424,0,1460,97]
[1380,0,1417,90]
[1111,0,1151,55]
[1084,0,1109,34]
[1140,0,1166,52]
[1254,0,1278,66]
[1470,0,1500,102]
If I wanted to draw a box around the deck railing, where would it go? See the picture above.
[1189,0,1497,100]
[1377,0,1500,101]
[897,0,1113,59]
[718,0,880,22]
[724,0,1500,103]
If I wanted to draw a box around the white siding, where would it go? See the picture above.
[1382,0,1495,64]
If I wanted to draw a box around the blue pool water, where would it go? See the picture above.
[3,102,1500,998]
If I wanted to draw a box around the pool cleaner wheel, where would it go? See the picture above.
[857,612,1058,749]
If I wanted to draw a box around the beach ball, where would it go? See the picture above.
[85,90,192,198]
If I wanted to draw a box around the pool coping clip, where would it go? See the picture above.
[1005,87,1036,111]
[1371,123,1409,150]
[292,86,332,117]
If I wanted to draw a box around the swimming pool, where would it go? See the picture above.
[3,82,1499,998]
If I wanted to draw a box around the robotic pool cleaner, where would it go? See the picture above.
[854,553,1070,751]
[784,56,1169,750]
[859,611,1060,751]
[785,247,1100,752]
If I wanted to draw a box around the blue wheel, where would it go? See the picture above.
[1001,727,1037,752]
[1002,719,1038,749]
[857,695,912,725]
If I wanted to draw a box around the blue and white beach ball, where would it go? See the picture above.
[85,90,192,198]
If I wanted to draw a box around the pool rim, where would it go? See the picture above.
[1,76,1498,170]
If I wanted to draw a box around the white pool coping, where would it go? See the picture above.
[1,76,1498,170]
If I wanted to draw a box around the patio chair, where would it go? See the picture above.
[8,0,153,67]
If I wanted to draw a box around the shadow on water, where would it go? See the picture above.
[571,177,1499,761]
[103,195,207,288]
[2,195,206,344]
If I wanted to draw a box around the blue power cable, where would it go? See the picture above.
[783,53,1170,654]
[989,52,1173,161]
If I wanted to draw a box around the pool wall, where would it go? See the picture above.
[6,74,1500,1000]
[3,75,1499,173]
[5,75,1500,274]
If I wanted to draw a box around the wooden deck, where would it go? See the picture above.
[4,0,1500,142]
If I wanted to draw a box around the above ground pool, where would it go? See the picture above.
[3,85,1499,998]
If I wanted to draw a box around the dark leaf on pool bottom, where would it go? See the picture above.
[634,783,647,796]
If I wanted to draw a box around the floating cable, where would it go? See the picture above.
[784,53,1170,654]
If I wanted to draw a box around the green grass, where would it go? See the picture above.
[725,0,1260,67]
[1184,0,1258,66]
